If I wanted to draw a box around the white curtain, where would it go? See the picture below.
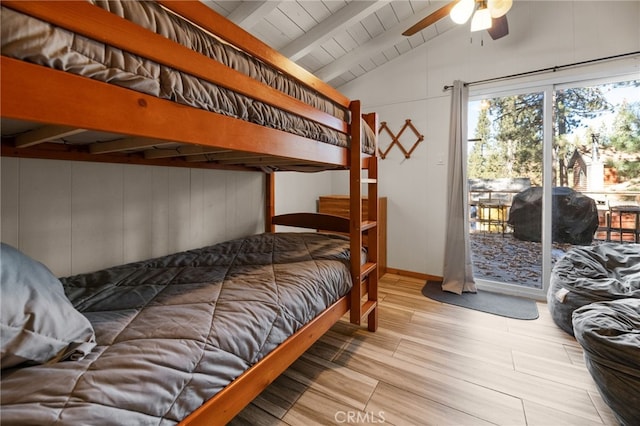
[442,80,477,294]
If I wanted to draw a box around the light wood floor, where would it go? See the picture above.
[230,273,617,426]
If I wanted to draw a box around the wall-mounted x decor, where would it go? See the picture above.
[378,119,424,160]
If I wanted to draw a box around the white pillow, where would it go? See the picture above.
[1,243,96,369]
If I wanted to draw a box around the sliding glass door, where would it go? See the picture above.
[467,88,548,298]
[553,79,640,245]
[467,75,640,299]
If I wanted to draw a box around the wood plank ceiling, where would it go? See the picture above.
[202,1,457,88]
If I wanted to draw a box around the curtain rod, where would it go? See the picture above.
[443,51,640,91]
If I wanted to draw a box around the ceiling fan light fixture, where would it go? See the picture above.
[470,4,492,32]
[488,0,513,18]
[450,0,475,24]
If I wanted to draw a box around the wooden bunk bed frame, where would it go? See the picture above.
[0,1,379,424]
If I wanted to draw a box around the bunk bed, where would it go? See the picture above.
[0,1,380,425]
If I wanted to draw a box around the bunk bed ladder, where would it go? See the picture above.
[349,101,379,332]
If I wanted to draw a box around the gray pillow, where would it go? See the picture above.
[1,243,96,369]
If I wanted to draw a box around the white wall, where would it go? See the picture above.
[1,157,264,276]
[278,1,640,277]
[274,170,334,215]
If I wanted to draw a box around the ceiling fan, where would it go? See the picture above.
[403,0,512,40]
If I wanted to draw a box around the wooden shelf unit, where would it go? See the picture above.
[318,195,387,274]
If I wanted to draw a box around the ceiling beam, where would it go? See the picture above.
[314,3,451,83]
[281,1,392,62]
[227,1,282,30]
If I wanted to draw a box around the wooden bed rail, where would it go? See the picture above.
[1,1,348,134]
[272,213,350,233]
[156,1,349,108]
[0,57,348,167]
[180,297,350,426]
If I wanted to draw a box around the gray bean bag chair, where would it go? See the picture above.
[572,299,640,426]
[547,243,640,336]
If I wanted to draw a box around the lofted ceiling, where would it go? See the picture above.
[202,0,464,88]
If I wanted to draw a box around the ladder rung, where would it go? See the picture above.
[361,220,376,231]
[360,262,376,279]
[360,300,377,319]
[361,178,377,184]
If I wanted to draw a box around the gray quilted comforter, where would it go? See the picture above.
[0,232,354,425]
[0,1,376,155]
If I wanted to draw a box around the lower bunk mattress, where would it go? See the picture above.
[0,232,354,425]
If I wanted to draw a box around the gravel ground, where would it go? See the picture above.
[469,232,593,288]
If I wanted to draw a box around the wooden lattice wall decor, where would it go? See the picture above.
[378,119,424,159]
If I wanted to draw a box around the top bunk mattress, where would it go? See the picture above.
[1,232,354,424]
[0,1,376,156]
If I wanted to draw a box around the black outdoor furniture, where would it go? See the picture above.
[508,186,599,244]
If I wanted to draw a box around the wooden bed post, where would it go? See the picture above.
[363,112,379,332]
[349,101,379,331]
[265,172,275,233]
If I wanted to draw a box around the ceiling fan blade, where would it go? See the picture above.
[403,1,459,37]
[487,15,509,40]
